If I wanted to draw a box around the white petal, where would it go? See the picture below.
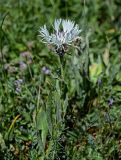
[54,19,62,32]
[62,19,75,33]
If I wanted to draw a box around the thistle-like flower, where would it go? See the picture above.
[39,19,82,56]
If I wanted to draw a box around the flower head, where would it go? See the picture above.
[14,79,24,94]
[42,66,51,75]
[39,19,82,56]
[108,98,114,107]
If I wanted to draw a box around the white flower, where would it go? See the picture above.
[39,19,82,55]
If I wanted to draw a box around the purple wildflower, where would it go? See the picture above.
[19,61,27,70]
[108,98,114,107]
[42,66,51,75]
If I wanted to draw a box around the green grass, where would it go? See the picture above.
[0,0,121,159]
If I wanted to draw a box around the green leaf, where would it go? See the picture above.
[68,79,76,97]
[62,94,68,119]
[113,85,121,92]
[89,63,103,83]
[54,80,62,123]
[37,108,48,147]
[103,48,109,66]
[116,72,121,82]
[0,133,6,150]
[46,102,53,136]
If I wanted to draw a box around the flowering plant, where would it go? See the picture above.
[39,19,82,56]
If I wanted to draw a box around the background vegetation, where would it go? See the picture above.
[0,0,121,159]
